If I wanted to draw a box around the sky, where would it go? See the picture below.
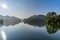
[0,0,60,18]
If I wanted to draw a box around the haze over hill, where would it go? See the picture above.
[0,15,21,26]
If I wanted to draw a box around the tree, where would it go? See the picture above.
[46,12,57,24]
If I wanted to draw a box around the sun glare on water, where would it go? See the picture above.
[1,30,6,40]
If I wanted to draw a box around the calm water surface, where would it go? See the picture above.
[0,22,60,40]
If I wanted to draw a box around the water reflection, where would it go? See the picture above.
[23,21,45,27]
[3,20,20,26]
[46,23,60,34]
[23,20,60,34]
[0,18,21,40]
[1,30,6,40]
[0,20,60,39]
[0,19,21,26]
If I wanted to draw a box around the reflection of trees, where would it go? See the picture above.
[0,19,3,25]
[0,19,3,27]
[46,23,58,34]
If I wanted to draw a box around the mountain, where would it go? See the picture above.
[0,15,21,26]
[23,15,46,26]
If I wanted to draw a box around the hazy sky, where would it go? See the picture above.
[0,0,60,18]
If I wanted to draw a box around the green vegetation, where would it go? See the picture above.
[46,12,60,34]
[46,12,60,24]
[46,21,60,34]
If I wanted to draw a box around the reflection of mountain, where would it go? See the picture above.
[23,15,46,27]
[0,15,21,26]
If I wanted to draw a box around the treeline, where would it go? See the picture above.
[46,12,60,24]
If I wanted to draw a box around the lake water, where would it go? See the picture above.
[0,22,60,40]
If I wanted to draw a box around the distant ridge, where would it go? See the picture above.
[0,15,21,26]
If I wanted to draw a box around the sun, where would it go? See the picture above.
[1,4,7,9]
